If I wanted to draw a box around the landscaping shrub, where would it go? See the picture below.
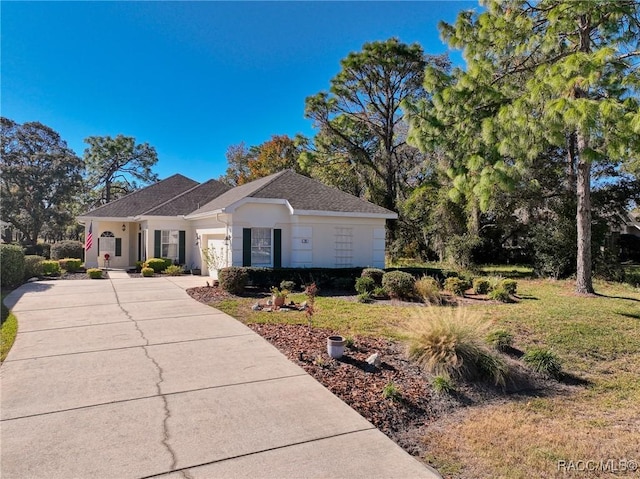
[23,242,51,259]
[87,268,103,279]
[415,276,442,304]
[523,348,562,378]
[361,268,384,286]
[41,260,61,276]
[24,255,45,280]
[486,329,513,352]
[51,240,84,260]
[382,381,401,401]
[219,267,248,294]
[355,276,376,295]
[372,286,387,298]
[624,269,640,287]
[444,277,468,296]
[382,270,416,299]
[58,258,82,273]
[141,267,154,277]
[0,244,25,287]
[135,261,145,273]
[357,291,373,303]
[488,285,511,303]
[145,258,168,273]
[473,278,491,295]
[280,280,296,292]
[406,308,508,387]
[161,257,174,269]
[163,265,183,276]
[501,279,518,295]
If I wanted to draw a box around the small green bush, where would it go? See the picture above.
[161,257,174,269]
[357,291,373,303]
[51,240,84,260]
[432,375,455,394]
[0,244,25,287]
[355,276,376,295]
[501,279,518,295]
[141,267,155,277]
[58,258,82,273]
[523,348,562,378]
[87,268,103,279]
[163,265,184,276]
[24,255,45,280]
[473,278,491,295]
[415,276,442,304]
[444,277,468,296]
[219,267,249,294]
[382,381,401,401]
[41,260,61,276]
[372,286,387,297]
[361,268,385,286]
[280,280,296,292]
[487,329,513,351]
[145,258,168,273]
[382,270,416,299]
[488,286,511,302]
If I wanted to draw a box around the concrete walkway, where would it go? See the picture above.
[1,275,440,479]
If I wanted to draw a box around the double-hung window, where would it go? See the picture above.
[251,228,272,266]
[161,230,179,261]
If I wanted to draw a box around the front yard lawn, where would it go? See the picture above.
[192,278,640,479]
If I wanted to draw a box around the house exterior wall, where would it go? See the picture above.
[225,202,388,269]
[84,220,131,269]
[142,218,193,266]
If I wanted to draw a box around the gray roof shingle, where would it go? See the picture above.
[143,179,231,216]
[188,170,396,217]
[81,174,199,217]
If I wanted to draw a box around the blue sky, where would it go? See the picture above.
[2,1,477,183]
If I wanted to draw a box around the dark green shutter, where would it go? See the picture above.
[242,228,252,266]
[274,229,282,268]
[178,230,186,265]
[115,238,122,257]
[98,238,100,253]
[154,230,161,258]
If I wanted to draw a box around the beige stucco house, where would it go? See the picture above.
[78,170,397,275]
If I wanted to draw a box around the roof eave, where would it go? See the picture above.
[291,209,398,219]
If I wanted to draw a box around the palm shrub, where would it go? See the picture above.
[24,255,45,280]
[163,265,183,276]
[357,291,373,303]
[444,277,468,296]
[141,267,155,277]
[0,244,25,287]
[361,268,384,286]
[501,279,518,295]
[381,270,416,299]
[415,276,442,304]
[58,258,82,272]
[41,260,61,276]
[87,268,103,279]
[523,348,562,378]
[473,278,491,294]
[406,307,508,387]
[219,267,248,294]
[51,240,83,260]
[355,276,376,295]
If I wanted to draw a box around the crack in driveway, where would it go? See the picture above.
[109,279,179,472]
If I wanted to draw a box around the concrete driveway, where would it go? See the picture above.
[1,275,440,479]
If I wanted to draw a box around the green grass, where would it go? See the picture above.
[1,292,18,363]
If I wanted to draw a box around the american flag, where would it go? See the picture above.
[85,222,93,250]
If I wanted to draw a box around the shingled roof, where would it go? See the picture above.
[188,170,397,218]
[81,174,199,217]
[143,179,231,216]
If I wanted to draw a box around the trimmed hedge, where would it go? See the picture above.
[382,270,416,300]
[58,258,82,273]
[141,267,155,277]
[24,255,45,280]
[41,260,62,276]
[361,268,384,286]
[87,268,103,279]
[355,276,376,294]
[145,258,168,273]
[51,240,84,260]
[219,267,248,294]
[23,243,51,259]
[1,244,25,287]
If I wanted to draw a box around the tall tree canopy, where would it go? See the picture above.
[0,117,83,245]
[406,0,640,293]
[302,38,449,242]
[84,134,159,206]
[220,135,303,186]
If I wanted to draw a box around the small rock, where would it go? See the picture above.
[366,353,381,368]
[27,277,40,283]
[251,303,262,311]
[262,307,272,312]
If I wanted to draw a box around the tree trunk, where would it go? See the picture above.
[575,132,594,294]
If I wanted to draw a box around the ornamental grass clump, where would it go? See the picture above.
[415,275,442,304]
[406,307,508,387]
[523,348,562,378]
[163,265,184,276]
